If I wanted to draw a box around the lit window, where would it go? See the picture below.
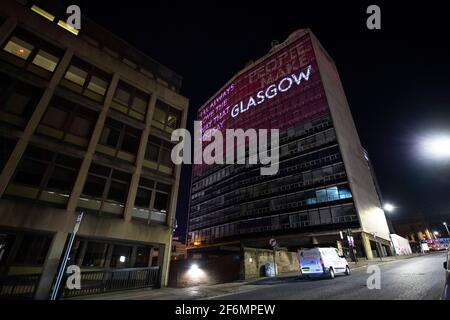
[32,50,59,72]
[31,5,55,22]
[3,36,34,60]
[57,20,79,35]
[64,65,87,86]
[87,76,107,96]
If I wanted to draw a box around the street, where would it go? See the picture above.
[214,252,447,300]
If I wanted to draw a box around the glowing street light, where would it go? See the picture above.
[421,135,450,159]
[383,203,395,212]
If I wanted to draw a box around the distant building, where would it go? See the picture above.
[171,237,187,261]
[393,216,434,242]
[188,29,391,261]
[0,0,188,299]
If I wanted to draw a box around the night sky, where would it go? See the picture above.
[64,1,450,239]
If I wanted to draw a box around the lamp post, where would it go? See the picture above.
[444,222,450,237]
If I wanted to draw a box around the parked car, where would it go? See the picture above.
[298,247,350,279]
[442,250,450,300]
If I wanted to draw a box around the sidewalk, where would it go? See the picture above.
[68,253,422,300]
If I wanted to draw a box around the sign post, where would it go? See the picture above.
[50,212,83,300]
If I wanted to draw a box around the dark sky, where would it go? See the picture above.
[65,1,450,239]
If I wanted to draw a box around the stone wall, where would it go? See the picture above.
[242,247,300,279]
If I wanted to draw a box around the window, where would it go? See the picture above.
[135,187,152,207]
[326,186,340,201]
[82,242,108,267]
[13,158,47,187]
[87,76,107,96]
[144,135,175,173]
[1,29,62,79]
[3,36,34,60]
[61,57,110,102]
[110,245,132,268]
[111,81,149,121]
[47,166,76,191]
[107,181,127,202]
[338,185,352,199]
[64,65,87,86]
[135,246,151,267]
[0,78,41,120]
[83,175,106,198]
[31,5,55,22]
[14,234,52,265]
[152,100,181,133]
[32,50,59,72]
[69,116,92,137]
[41,106,68,129]
[154,192,169,212]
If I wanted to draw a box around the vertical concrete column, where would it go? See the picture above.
[148,247,155,267]
[157,244,170,288]
[123,93,157,222]
[66,73,120,212]
[0,48,74,197]
[361,232,374,260]
[35,232,69,300]
[0,17,16,45]
[159,104,188,287]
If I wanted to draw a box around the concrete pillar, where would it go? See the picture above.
[148,247,155,267]
[361,232,373,260]
[158,104,188,287]
[123,93,157,222]
[158,244,170,287]
[0,48,74,197]
[130,245,137,268]
[34,232,68,300]
[66,73,120,212]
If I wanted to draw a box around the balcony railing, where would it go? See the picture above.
[61,266,160,298]
[0,274,40,300]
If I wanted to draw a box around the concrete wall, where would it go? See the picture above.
[242,247,299,279]
[310,31,390,242]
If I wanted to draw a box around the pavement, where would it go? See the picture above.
[68,252,447,300]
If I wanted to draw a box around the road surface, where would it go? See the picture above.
[214,252,446,300]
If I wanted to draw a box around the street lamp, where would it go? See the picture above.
[383,203,395,212]
[444,222,450,236]
[421,135,450,159]
[433,231,440,239]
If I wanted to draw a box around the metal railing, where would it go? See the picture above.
[62,266,160,298]
[0,274,40,300]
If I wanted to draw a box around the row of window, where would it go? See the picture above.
[191,146,342,205]
[189,204,358,245]
[191,162,346,216]
[189,183,352,231]
[1,142,172,221]
[69,238,159,269]
[29,3,177,90]
[1,28,181,131]
[191,127,337,193]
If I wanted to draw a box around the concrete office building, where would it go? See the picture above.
[0,0,188,299]
[188,29,391,262]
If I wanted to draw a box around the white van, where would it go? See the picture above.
[298,247,350,279]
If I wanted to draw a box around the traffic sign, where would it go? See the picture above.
[269,238,277,248]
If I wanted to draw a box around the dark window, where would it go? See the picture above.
[135,187,151,207]
[82,242,108,267]
[107,181,127,202]
[47,166,76,191]
[83,175,106,198]
[154,192,169,211]
[13,158,47,186]
[14,234,52,265]
[134,246,151,267]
